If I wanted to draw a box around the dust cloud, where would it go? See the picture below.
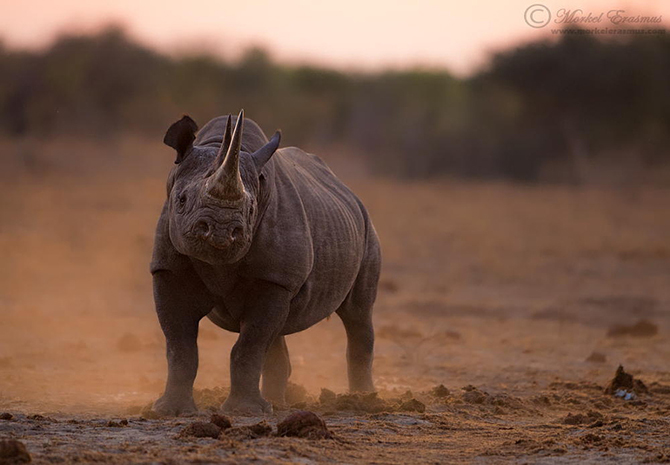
[1,137,670,462]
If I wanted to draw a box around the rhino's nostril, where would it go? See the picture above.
[194,220,211,238]
[231,227,243,241]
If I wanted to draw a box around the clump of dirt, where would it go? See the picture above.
[0,413,12,421]
[319,388,337,404]
[178,421,222,439]
[607,319,659,338]
[430,385,450,398]
[0,439,31,464]
[26,414,53,422]
[331,392,389,413]
[458,386,529,414]
[276,411,332,439]
[193,386,229,411]
[223,421,273,440]
[562,410,603,425]
[398,398,426,413]
[116,333,143,352]
[317,389,428,414]
[604,365,648,398]
[462,385,488,404]
[649,382,670,395]
[285,382,310,406]
[106,419,128,427]
[209,414,231,430]
[586,351,607,363]
[138,403,160,419]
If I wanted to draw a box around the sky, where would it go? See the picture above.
[0,0,666,75]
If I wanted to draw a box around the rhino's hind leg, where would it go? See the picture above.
[337,238,381,393]
[261,336,292,406]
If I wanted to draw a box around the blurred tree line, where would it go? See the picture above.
[1,26,669,181]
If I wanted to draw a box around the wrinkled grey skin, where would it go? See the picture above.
[151,111,381,415]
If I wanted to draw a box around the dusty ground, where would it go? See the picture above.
[1,137,670,464]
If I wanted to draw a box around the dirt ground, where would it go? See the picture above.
[1,138,670,464]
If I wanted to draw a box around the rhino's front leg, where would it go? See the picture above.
[221,281,290,415]
[151,269,214,416]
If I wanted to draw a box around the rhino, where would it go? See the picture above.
[151,110,381,415]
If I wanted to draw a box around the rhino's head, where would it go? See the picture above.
[163,110,280,265]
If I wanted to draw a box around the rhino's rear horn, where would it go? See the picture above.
[164,115,198,164]
[252,130,281,171]
[206,109,245,200]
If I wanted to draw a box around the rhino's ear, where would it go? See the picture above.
[164,115,198,164]
[251,130,281,171]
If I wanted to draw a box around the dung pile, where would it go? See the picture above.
[0,439,31,464]
[277,411,333,439]
[178,421,222,439]
[604,365,647,400]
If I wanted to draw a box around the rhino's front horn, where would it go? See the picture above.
[207,109,245,201]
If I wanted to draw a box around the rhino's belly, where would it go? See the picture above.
[281,265,359,335]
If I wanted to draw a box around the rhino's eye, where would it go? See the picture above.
[176,193,187,213]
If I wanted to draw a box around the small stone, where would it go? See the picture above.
[0,413,13,421]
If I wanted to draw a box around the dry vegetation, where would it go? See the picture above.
[1,137,670,463]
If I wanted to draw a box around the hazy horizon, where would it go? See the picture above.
[1,0,667,76]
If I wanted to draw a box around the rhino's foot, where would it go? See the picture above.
[221,394,272,416]
[152,394,198,417]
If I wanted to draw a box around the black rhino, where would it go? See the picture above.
[151,111,381,415]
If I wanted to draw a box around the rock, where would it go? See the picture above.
[277,411,332,439]
[0,413,13,421]
[178,421,222,439]
[0,439,31,464]
[209,413,232,430]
